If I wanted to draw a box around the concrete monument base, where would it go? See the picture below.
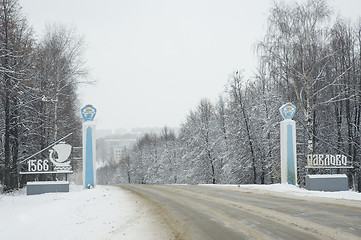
[27,181,69,195]
[305,174,348,192]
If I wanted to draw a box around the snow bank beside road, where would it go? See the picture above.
[0,185,171,240]
[206,184,361,201]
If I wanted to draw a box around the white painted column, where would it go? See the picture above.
[81,104,97,188]
[82,121,97,188]
[280,119,297,185]
[279,103,297,185]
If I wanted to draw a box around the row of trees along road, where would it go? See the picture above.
[98,0,361,192]
[0,0,87,192]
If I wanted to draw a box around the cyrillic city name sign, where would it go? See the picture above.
[306,154,353,168]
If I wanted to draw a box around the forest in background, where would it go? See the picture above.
[98,0,361,192]
[0,0,86,191]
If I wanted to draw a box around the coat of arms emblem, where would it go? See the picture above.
[81,104,97,121]
[279,103,296,120]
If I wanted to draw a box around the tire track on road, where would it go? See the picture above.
[156,185,361,240]
[122,185,353,240]
[121,184,269,240]
[176,185,361,235]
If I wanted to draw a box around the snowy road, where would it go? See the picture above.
[120,184,361,240]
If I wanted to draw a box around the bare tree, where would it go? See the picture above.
[35,24,87,142]
[0,0,34,190]
[258,0,332,156]
[227,72,257,183]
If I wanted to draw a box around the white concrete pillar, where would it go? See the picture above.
[81,105,97,188]
[279,103,297,185]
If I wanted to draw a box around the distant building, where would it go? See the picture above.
[96,135,136,167]
[113,147,122,163]
[96,127,177,166]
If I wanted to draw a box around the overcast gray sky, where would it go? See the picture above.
[19,0,361,130]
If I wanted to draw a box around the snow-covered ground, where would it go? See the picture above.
[0,185,171,240]
[0,184,360,240]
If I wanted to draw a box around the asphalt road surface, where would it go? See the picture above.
[119,184,361,240]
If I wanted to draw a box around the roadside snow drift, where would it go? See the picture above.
[0,185,170,240]
[205,184,361,201]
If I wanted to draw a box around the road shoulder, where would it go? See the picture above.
[117,184,191,240]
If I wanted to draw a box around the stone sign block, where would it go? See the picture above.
[305,174,348,192]
[27,181,69,195]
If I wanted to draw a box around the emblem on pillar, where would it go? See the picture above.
[279,102,296,120]
[81,104,97,121]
